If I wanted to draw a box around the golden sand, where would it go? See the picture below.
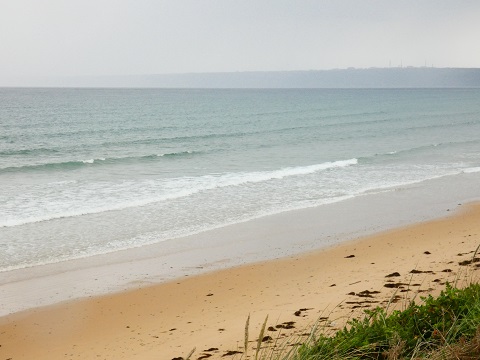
[1,203,479,359]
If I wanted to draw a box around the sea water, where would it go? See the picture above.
[1,88,480,273]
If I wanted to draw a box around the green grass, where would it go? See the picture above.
[185,281,480,360]
[272,283,480,360]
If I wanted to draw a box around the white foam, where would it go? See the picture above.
[0,158,358,228]
[81,158,105,163]
[464,167,480,174]
[157,150,195,157]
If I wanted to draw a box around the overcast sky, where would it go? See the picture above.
[1,0,479,81]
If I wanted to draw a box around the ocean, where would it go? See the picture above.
[1,88,480,273]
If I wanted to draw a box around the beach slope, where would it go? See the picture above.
[1,203,479,359]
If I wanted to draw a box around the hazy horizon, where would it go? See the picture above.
[2,67,480,88]
[1,0,480,86]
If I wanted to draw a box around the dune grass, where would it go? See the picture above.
[247,281,480,360]
[183,281,480,360]
[183,253,480,360]
[243,247,480,360]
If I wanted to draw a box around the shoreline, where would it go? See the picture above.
[1,202,480,359]
[2,171,480,318]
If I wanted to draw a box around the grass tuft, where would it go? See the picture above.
[273,282,480,360]
[239,278,477,360]
[184,347,195,360]
[255,315,269,360]
[245,314,250,357]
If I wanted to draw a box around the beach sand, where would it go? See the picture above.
[1,203,479,360]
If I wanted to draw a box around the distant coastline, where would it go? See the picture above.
[3,67,480,88]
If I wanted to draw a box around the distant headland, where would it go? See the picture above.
[3,67,480,88]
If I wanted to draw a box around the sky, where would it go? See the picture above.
[1,0,480,82]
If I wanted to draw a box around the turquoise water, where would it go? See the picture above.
[1,88,480,271]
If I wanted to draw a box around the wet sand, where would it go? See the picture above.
[1,203,479,360]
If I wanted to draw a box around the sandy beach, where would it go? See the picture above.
[0,202,479,359]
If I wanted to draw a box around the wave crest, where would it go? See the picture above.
[0,151,200,172]
[0,158,358,228]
